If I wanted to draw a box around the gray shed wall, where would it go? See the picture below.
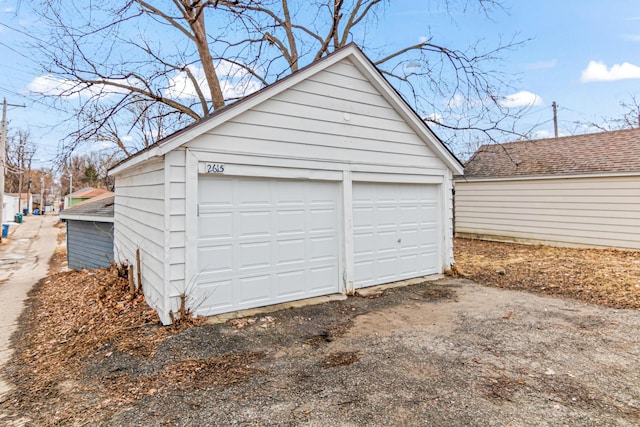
[67,220,114,270]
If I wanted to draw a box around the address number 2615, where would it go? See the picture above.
[206,163,225,173]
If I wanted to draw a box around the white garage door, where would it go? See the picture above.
[196,176,340,316]
[353,182,440,288]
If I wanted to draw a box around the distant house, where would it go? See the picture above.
[455,128,640,250]
[59,192,115,270]
[63,187,112,209]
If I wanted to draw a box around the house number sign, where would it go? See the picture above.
[204,163,225,173]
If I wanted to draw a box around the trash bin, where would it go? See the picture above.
[2,224,8,238]
[15,213,22,224]
[34,209,39,215]
[23,208,28,216]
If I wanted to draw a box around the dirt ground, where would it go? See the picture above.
[1,239,640,426]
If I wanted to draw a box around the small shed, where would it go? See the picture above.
[455,128,640,249]
[109,44,463,324]
[59,192,115,270]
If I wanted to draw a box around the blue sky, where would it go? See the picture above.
[1,0,640,166]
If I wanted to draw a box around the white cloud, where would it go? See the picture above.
[3,7,14,13]
[447,93,465,108]
[418,35,428,44]
[27,74,130,98]
[580,60,640,82]
[422,113,442,124]
[500,91,544,108]
[27,75,81,97]
[164,63,262,101]
[531,130,552,139]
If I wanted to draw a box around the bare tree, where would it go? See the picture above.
[572,95,640,133]
[31,0,527,157]
[6,130,36,194]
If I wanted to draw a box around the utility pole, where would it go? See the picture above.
[0,98,26,241]
[552,101,559,138]
[40,176,45,214]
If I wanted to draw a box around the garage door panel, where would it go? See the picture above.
[277,210,305,233]
[276,270,306,297]
[309,208,337,232]
[195,280,233,311]
[238,274,271,305]
[309,266,340,292]
[239,211,271,237]
[198,245,233,273]
[309,236,338,260]
[199,213,233,238]
[276,239,305,264]
[198,177,234,204]
[354,182,440,288]
[237,180,271,206]
[238,242,271,270]
[197,176,340,316]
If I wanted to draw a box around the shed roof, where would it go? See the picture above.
[59,192,114,222]
[464,128,640,178]
[109,43,463,176]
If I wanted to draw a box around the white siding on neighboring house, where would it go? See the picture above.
[455,175,640,250]
[114,158,167,317]
[3,194,19,223]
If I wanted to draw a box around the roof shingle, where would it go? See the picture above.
[60,193,114,220]
[464,128,640,178]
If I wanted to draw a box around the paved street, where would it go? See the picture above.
[0,214,59,397]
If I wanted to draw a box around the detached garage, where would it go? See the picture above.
[455,128,640,250]
[109,44,463,324]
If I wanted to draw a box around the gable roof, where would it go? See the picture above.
[59,192,115,222]
[68,187,111,199]
[109,43,463,176]
[67,187,94,197]
[464,128,640,178]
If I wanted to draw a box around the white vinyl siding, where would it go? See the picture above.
[165,150,187,304]
[186,59,447,174]
[455,175,640,250]
[114,158,166,316]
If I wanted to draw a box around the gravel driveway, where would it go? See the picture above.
[52,277,638,426]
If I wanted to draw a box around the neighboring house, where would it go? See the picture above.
[59,192,115,270]
[455,128,640,250]
[63,187,112,209]
[2,194,19,222]
[109,43,464,325]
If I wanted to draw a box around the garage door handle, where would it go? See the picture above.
[397,238,401,243]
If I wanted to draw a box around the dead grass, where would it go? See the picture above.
[453,238,640,309]
[3,264,203,423]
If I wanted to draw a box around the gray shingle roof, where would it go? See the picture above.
[59,193,114,221]
[464,128,640,178]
